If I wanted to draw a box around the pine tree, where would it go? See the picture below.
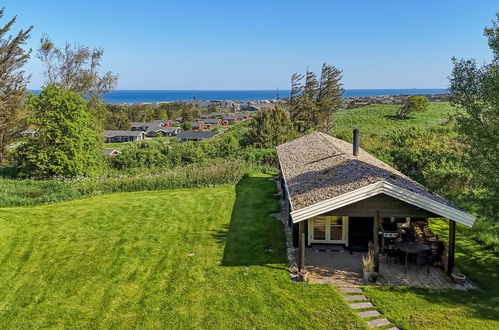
[288,63,343,132]
[317,63,344,131]
[0,8,32,163]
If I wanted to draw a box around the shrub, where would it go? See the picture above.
[396,95,429,119]
[0,159,251,207]
[112,140,169,170]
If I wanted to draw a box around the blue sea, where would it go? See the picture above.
[30,89,447,104]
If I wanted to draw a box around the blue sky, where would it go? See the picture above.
[3,0,498,90]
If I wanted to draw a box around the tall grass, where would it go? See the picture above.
[0,159,251,207]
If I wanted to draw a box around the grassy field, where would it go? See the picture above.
[0,174,365,328]
[331,102,454,137]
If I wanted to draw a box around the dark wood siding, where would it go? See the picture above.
[321,194,437,218]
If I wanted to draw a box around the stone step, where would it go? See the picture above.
[367,318,391,327]
[340,287,363,293]
[349,302,374,309]
[358,310,381,318]
[344,295,367,301]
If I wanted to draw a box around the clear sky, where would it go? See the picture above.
[3,0,498,90]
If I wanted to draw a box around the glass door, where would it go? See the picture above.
[329,216,343,242]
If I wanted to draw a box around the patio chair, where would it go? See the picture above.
[416,249,431,276]
[384,245,400,267]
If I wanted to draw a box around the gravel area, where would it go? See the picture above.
[274,177,303,282]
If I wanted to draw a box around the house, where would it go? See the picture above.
[177,131,219,142]
[277,130,475,276]
[131,122,150,131]
[209,112,225,118]
[103,149,121,156]
[200,114,210,119]
[147,126,181,137]
[223,115,238,122]
[132,120,174,132]
[191,121,204,130]
[131,121,180,137]
[204,119,222,126]
[236,113,251,120]
[104,130,146,143]
[174,117,183,124]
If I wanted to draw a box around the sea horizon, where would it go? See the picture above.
[29,88,448,104]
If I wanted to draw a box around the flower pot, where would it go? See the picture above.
[362,270,370,282]
[451,273,466,285]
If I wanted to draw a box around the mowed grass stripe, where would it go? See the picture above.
[0,175,365,329]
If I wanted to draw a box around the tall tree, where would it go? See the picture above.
[289,63,343,132]
[317,63,344,130]
[449,13,499,219]
[248,105,296,148]
[16,84,102,178]
[37,35,118,97]
[0,8,32,163]
[37,36,118,127]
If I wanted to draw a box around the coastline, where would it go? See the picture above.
[110,93,449,109]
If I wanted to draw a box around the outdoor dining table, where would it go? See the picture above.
[396,241,431,273]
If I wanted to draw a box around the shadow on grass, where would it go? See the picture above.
[371,285,499,324]
[215,175,288,267]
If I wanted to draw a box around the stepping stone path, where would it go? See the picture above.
[358,310,381,318]
[340,287,399,329]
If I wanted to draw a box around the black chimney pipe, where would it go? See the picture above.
[353,128,359,156]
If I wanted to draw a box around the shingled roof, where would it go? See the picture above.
[277,131,475,226]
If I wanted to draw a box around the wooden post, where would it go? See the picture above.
[373,213,380,273]
[298,221,305,271]
[447,219,456,276]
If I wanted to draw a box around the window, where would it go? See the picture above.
[311,216,346,243]
[313,217,326,240]
[330,216,343,240]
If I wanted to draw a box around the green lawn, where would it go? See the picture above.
[0,174,365,328]
[365,219,499,329]
[332,102,454,137]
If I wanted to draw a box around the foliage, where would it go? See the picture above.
[16,84,102,178]
[388,126,472,199]
[0,9,32,163]
[361,253,374,273]
[396,95,429,119]
[247,105,296,148]
[289,63,344,132]
[0,159,251,207]
[110,128,245,171]
[242,147,277,167]
[105,102,203,128]
[37,35,118,98]
[105,110,131,130]
[449,14,499,221]
[330,102,497,250]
